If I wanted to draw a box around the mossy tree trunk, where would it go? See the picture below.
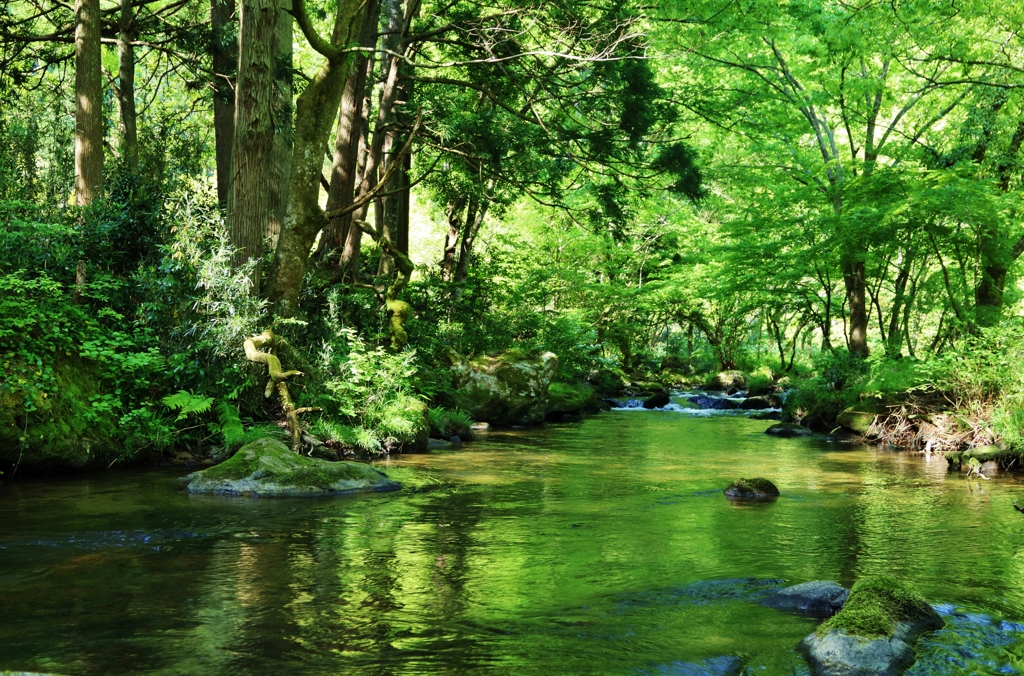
[266,0,368,317]
[243,329,305,452]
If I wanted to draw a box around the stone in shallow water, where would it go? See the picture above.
[185,438,399,497]
[763,580,849,618]
[724,477,779,499]
[800,576,944,676]
[643,392,671,408]
[765,423,812,437]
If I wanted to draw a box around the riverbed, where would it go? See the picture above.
[3,410,1024,674]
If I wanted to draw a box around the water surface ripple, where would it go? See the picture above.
[3,412,1024,674]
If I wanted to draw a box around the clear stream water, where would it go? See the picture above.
[3,408,1024,675]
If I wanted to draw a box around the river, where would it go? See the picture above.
[3,408,1024,674]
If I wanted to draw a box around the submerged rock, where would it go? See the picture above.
[799,576,943,676]
[763,581,849,618]
[450,350,558,426]
[724,477,779,499]
[185,438,399,497]
[643,392,672,409]
[765,423,812,437]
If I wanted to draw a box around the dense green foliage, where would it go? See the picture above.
[2,0,1024,471]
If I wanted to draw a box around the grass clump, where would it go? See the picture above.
[817,576,937,639]
[427,406,474,438]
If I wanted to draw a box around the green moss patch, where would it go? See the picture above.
[547,382,598,414]
[187,438,399,496]
[816,576,938,639]
[946,445,1023,470]
[724,477,780,498]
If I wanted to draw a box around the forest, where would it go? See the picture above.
[2,0,1023,472]
[3,0,1024,672]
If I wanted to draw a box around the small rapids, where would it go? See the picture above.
[610,390,781,417]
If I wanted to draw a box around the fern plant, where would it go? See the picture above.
[161,390,214,421]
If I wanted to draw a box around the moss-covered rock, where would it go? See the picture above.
[185,438,400,497]
[946,444,1022,471]
[707,370,746,390]
[643,391,671,409]
[836,405,884,435]
[587,367,627,396]
[547,382,599,416]
[724,477,779,499]
[800,576,943,676]
[450,350,558,426]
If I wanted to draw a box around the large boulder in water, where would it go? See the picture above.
[740,396,773,410]
[799,576,943,676]
[185,438,399,497]
[763,581,849,618]
[643,392,671,409]
[451,350,558,426]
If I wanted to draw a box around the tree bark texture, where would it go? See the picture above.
[211,0,237,210]
[267,0,293,246]
[843,259,869,358]
[266,0,368,316]
[117,0,138,169]
[74,0,103,205]
[228,0,278,271]
[322,0,377,263]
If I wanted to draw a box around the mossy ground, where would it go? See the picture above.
[816,576,936,639]
[725,477,780,497]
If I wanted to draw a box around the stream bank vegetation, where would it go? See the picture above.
[1,0,1024,474]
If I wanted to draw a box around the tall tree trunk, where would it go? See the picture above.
[266,0,369,316]
[322,0,377,264]
[211,0,236,210]
[117,0,138,169]
[440,198,465,281]
[885,261,911,356]
[267,0,293,246]
[339,58,374,281]
[74,0,103,205]
[228,0,278,273]
[843,259,869,357]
